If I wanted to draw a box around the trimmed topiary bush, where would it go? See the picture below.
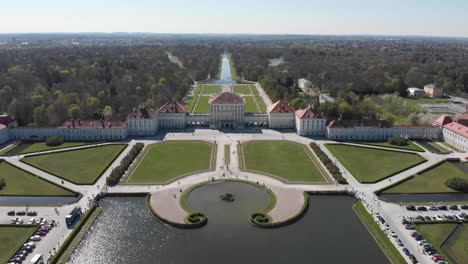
[445,177,468,192]
[249,213,271,225]
[186,212,207,224]
[106,143,144,186]
[46,135,64,147]
[387,136,408,146]
[310,143,347,184]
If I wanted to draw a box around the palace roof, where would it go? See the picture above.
[60,120,127,129]
[209,92,244,104]
[433,115,453,126]
[295,108,323,119]
[268,99,294,113]
[159,100,186,113]
[444,122,468,138]
[127,109,158,119]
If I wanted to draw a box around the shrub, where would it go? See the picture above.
[46,135,64,146]
[445,177,468,192]
[387,136,408,146]
[0,177,5,190]
[310,143,347,184]
[106,143,144,186]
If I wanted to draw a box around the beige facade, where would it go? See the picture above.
[424,84,444,98]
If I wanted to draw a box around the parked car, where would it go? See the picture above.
[449,205,459,210]
[460,205,468,210]
[409,254,418,264]
[417,206,427,211]
[29,235,41,241]
[424,216,431,221]
[15,211,26,216]
[35,231,47,237]
[438,205,448,210]
[23,242,35,248]
[402,248,410,256]
[406,205,416,211]
[26,211,37,216]
[405,224,415,230]
[396,239,404,246]
[429,206,438,211]
[7,211,15,216]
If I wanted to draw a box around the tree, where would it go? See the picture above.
[85,96,100,117]
[68,104,81,119]
[383,113,397,125]
[358,98,376,118]
[33,105,49,125]
[7,99,17,119]
[145,98,155,109]
[102,105,113,119]
[339,102,354,120]
[388,136,408,146]
[0,86,13,112]
[445,177,468,192]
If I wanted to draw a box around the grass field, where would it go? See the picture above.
[416,224,457,263]
[356,141,424,152]
[240,141,327,183]
[244,96,260,113]
[225,144,230,165]
[0,143,18,155]
[19,142,91,154]
[0,161,75,196]
[254,95,267,112]
[383,161,468,193]
[353,202,406,264]
[448,225,468,264]
[201,85,221,94]
[234,85,252,94]
[187,95,198,113]
[442,142,460,152]
[194,96,210,113]
[0,225,38,264]
[326,144,426,183]
[127,141,214,183]
[22,144,126,184]
[194,85,203,94]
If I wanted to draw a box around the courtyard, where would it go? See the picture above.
[326,144,426,183]
[239,140,329,183]
[126,140,216,184]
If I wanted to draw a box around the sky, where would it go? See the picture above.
[1,0,467,37]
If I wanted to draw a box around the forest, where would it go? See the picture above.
[0,44,220,125]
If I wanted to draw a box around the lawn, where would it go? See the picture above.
[244,96,260,113]
[249,84,259,94]
[194,85,203,94]
[19,142,91,154]
[383,161,468,193]
[187,95,198,113]
[201,85,221,94]
[240,141,327,183]
[0,225,39,264]
[448,225,468,264]
[255,95,267,112]
[234,85,253,94]
[0,161,76,196]
[0,143,18,155]
[326,144,426,183]
[22,144,126,184]
[225,144,230,165]
[356,141,424,152]
[416,224,457,263]
[353,202,406,264]
[194,96,210,113]
[127,141,214,183]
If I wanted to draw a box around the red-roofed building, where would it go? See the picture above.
[442,116,468,151]
[209,92,245,129]
[268,100,295,129]
[295,108,326,136]
[433,115,453,127]
[458,114,468,127]
[127,107,159,136]
[0,115,17,127]
[159,100,186,129]
[326,119,440,141]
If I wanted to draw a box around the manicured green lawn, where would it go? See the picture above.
[442,142,460,152]
[201,85,221,94]
[127,141,214,183]
[194,85,203,94]
[194,96,210,113]
[326,144,426,183]
[225,144,230,165]
[0,225,39,264]
[240,141,327,183]
[187,95,198,113]
[383,161,468,193]
[234,85,252,94]
[249,84,259,94]
[448,225,468,264]
[353,202,406,264]
[255,95,267,112]
[22,144,126,184]
[356,141,424,152]
[19,142,91,154]
[0,161,75,196]
[244,96,260,113]
[416,224,456,263]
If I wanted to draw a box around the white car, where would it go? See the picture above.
[30,235,41,241]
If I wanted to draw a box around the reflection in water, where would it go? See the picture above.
[70,183,389,264]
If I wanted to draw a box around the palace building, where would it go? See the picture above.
[209,92,245,129]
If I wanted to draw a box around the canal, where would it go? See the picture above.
[69,182,389,264]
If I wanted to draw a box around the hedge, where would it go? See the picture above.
[46,136,64,147]
[106,143,144,186]
[309,143,348,184]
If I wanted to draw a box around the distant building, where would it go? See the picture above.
[441,114,468,151]
[298,78,318,96]
[209,92,245,129]
[159,100,186,129]
[424,84,443,98]
[295,108,326,136]
[267,99,295,129]
[407,87,425,98]
[127,107,159,136]
[319,93,335,104]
